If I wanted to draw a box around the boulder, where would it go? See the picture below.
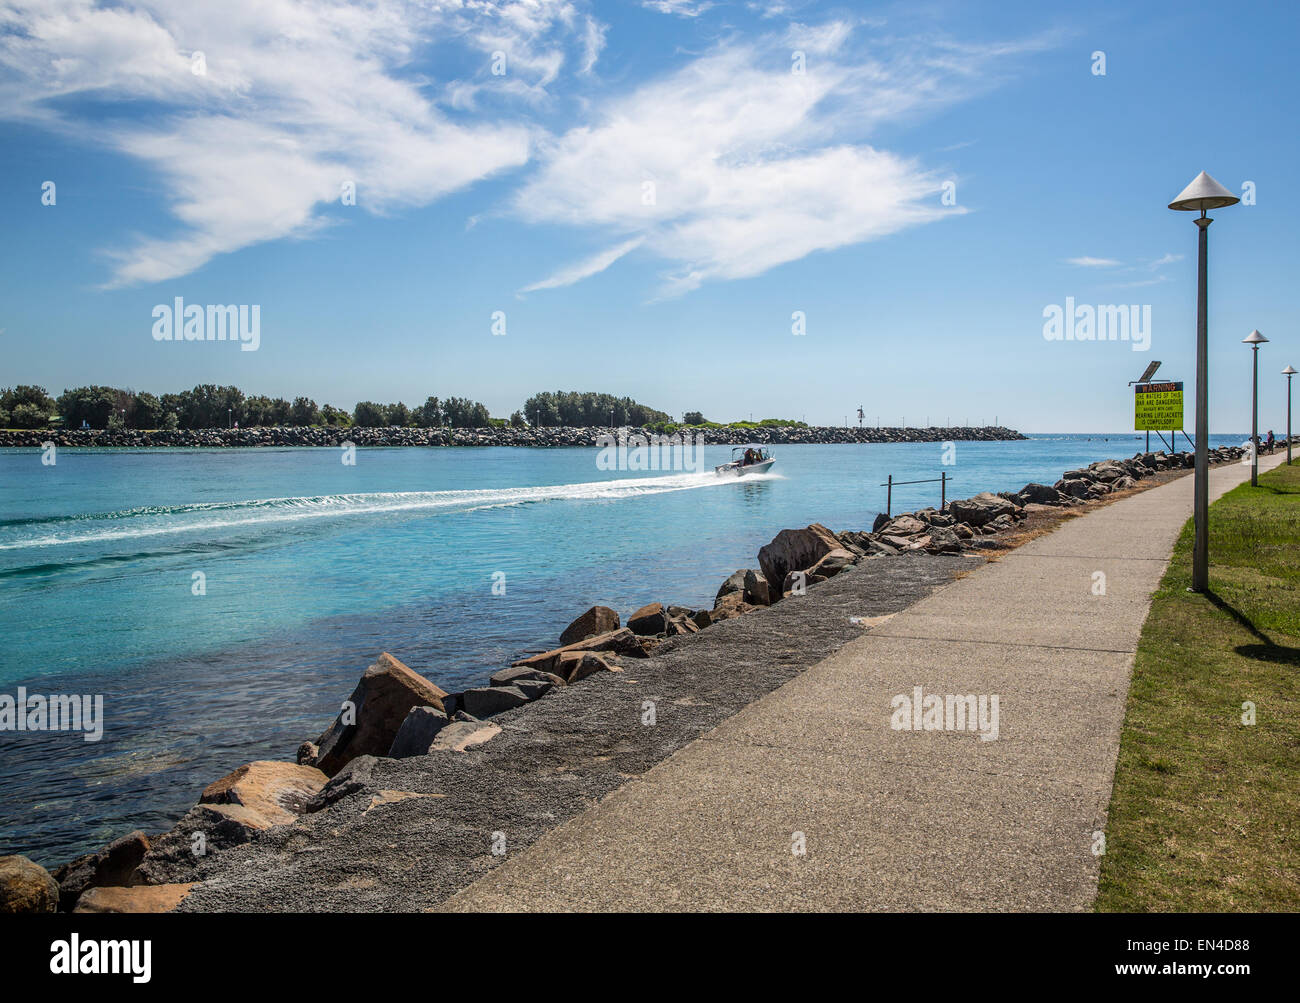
[867,538,901,556]
[489,666,565,689]
[986,513,1016,533]
[952,523,975,540]
[429,719,501,753]
[460,685,531,717]
[73,883,196,914]
[924,526,964,554]
[692,609,715,629]
[808,548,856,578]
[666,616,699,637]
[628,602,668,636]
[715,570,747,601]
[558,605,620,646]
[307,756,379,812]
[387,706,451,758]
[200,760,328,828]
[510,627,644,675]
[946,492,1019,527]
[742,569,771,606]
[315,652,449,775]
[51,830,150,912]
[0,855,59,914]
[1088,461,1127,482]
[711,592,754,621]
[1018,482,1062,505]
[556,650,620,683]
[757,523,842,598]
[296,742,319,767]
[883,514,927,536]
[666,605,695,619]
[1056,477,1092,498]
[871,512,891,533]
[1112,475,1138,491]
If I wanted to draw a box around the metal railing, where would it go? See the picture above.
[881,471,952,517]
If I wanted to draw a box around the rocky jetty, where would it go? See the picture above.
[0,423,1026,449]
[5,444,1246,912]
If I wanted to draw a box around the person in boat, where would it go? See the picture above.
[743,448,755,465]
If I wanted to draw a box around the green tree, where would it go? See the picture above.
[10,402,49,429]
[289,397,320,426]
[683,411,706,425]
[353,401,387,427]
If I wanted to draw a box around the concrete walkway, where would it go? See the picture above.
[445,452,1286,912]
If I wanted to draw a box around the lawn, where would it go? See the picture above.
[1096,459,1300,911]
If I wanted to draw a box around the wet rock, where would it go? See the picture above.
[559,606,620,646]
[387,706,451,758]
[314,652,449,775]
[0,855,59,914]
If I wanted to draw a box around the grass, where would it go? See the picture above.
[1096,460,1300,911]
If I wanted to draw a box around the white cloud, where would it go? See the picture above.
[1067,256,1122,267]
[516,25,1043,296]
[641,1,714,17]
[0,0,593,285]
[520,237,644,292]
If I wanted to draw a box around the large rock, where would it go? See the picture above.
[558,606,619,646]
[511,627,644,675]
[387,706,451,758]
[429,719,501,753]
[200,760,328,828]
[460,685,531,717]
[711,592,754,621]
[0,855,58,914]
[489,666,565,688]
[946,492,1019,527]
[51,830,150,912]
[808,548,856,578]
[628,602,668,636]
[924,526,964,554]
[1017,482,1062,505]
[757,523,842,600]
[314,652,449,775]
[74,884,196,914]
[742,569,771,606]
[715,570,747,601]
[882,514,927,536]
[555,650,620,683]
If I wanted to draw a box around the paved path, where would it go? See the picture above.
[445,453,1285,912]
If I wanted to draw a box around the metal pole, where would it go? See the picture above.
[1288,374,1293,465]
[886,475,892,517]
[1251,345,1259,486]
[1192,213,1211,592]
[941,471,947,509]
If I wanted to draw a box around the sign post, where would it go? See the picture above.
[1135,381,1185,438]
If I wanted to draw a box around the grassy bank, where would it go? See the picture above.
[1096,460,1300,911]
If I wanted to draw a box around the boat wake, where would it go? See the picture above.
[0,470,782,551]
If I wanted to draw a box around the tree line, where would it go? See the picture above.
[1,384,673,431]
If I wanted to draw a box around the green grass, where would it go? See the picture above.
[1096,461,1300,911]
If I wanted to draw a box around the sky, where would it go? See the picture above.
[1,0,1297,433]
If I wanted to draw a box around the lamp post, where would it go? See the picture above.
[1169,171,1240,592]
[1284,365,1296,466]
[1243,330,1268,485]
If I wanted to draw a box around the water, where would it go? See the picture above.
[0,433,1247,864]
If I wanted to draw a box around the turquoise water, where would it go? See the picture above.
[0,433,1246,863]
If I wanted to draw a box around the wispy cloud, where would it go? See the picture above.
[0,0,594,286]
[641,0,715,17]
[1067,256,1122,267]
[520,237,644,292]
[518,23,1051,296]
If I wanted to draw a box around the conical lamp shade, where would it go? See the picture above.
[1168,171,1240,211]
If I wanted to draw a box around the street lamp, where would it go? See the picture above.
[1169,171,1240,592]
[1283,365,1296,466]
[1243,330,1268,485]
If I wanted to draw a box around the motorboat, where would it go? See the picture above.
[715,444,775,476]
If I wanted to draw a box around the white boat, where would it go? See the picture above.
[715,444,775,476]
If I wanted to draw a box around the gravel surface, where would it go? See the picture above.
[156,551,977,912]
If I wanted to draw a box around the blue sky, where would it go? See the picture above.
[1,0,1296,433]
